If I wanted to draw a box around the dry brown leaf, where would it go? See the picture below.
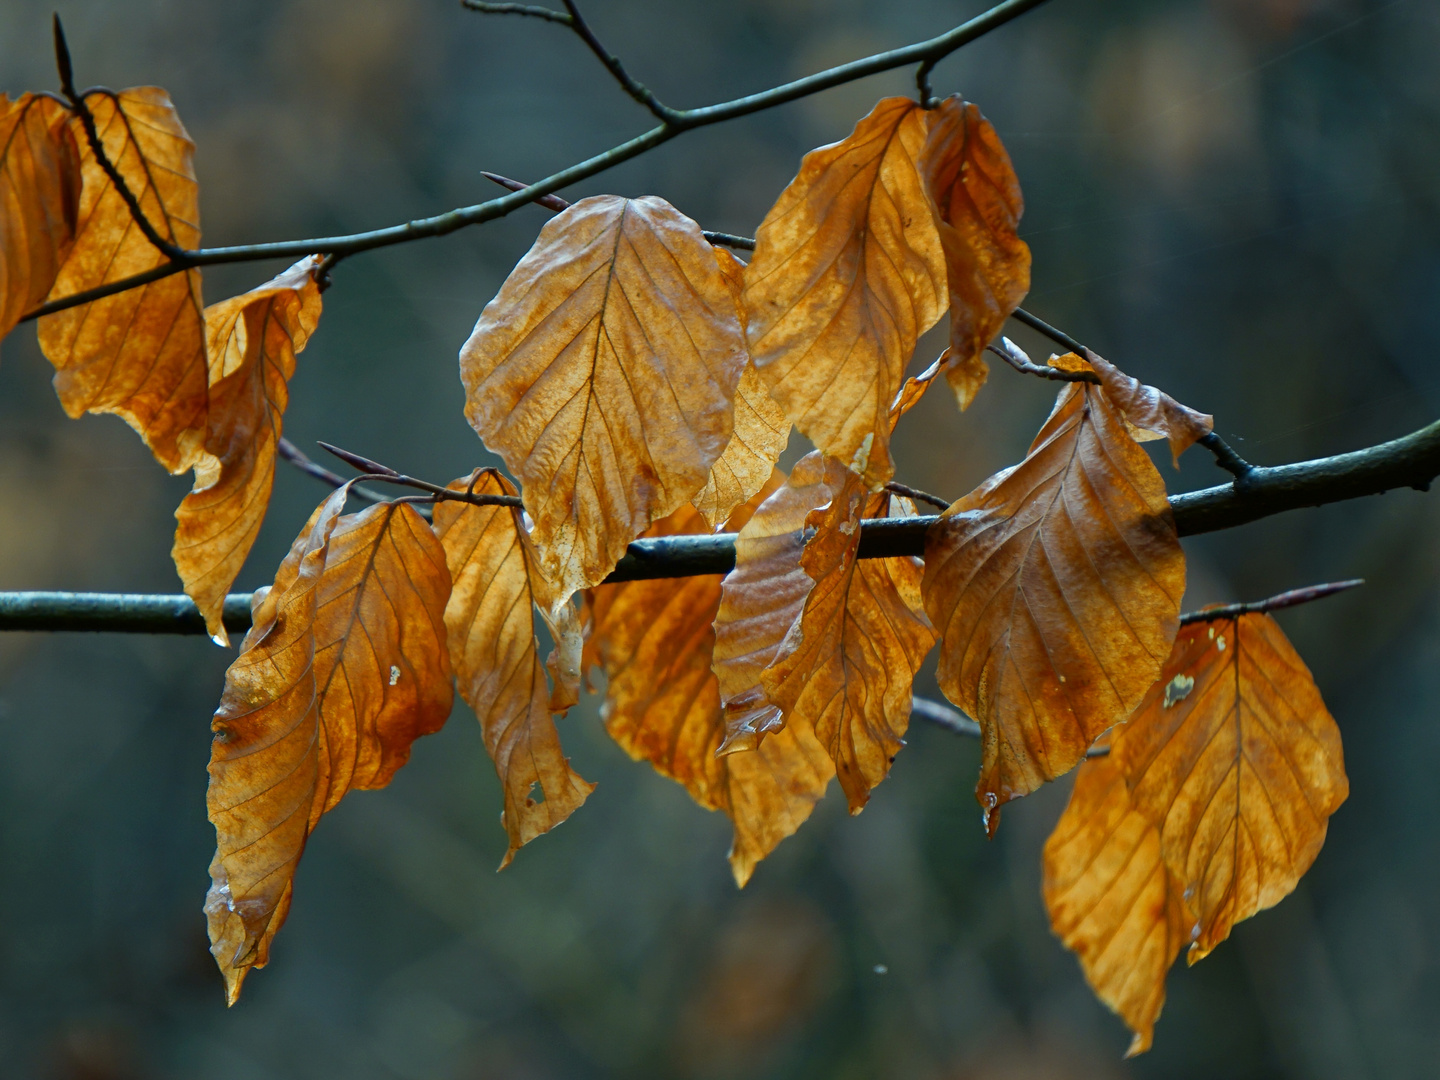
[712,452,855,753]
[762,482,936,812]
[172,257,323,645]
[0,93,79,342]
[38,88,207,474]
[1113,614,1347,961]
[1043,747,1191,1057]
[206,490,453,1003]
[1076,349,1214,465]
[918,96,1031,412]
[923,378,1185,832]
[586,479,833,886]
[434,469,595,868]
[692,246,790,527]
[460,194,747,607]
[888,349,947,429]
[743,97,946,486]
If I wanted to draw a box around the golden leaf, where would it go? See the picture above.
[173,257,324,645]
[692,246,790,527]
[918,96,1031,411]
[1077,350,1214,465]
[205,490,453,1003]
[762,480,936,812]
[923,374,1185,831]
[460,194,747,606]
[743,97,946,486]
[712,452,854,752]
[38,88,207,474]
[586,480,833,886]
[434,469,595,869]
[1113,614,1348,960]
[0,92,79,342]
[1043,748,1191,1057]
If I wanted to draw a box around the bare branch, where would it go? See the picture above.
[884,481,951,511]
[314,442,523,508]
[21,0,1051,322]
[558,0,681,122]
[910,695,1110,756]
[276,438,391,508]
[460,1,572,25]
[987,338,1097,383]
[1179,579,1364,625]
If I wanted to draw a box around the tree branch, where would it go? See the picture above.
[20,0,1050,323]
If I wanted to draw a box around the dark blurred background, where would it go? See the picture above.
[2,0,1438,1076]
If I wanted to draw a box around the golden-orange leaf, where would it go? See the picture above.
[38,88,206,474]
[1079,350,1214,465]
[206,491,453,1003]
[919,96,1031,411]
[0,92,79,342]
[460,194,747,606]
[434,470,594,869]
[923,377,1185,831]
[743,97,946,486]
[586,484,833,886]
[761,482,936,812]
[1113,614,1347,961]
[712,452,854,752]
[173,257,324,645]
[693,246,790,527]
[1043,749,1191,1057]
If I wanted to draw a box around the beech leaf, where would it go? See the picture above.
[586,480,833,886]
[0,92,79,342]
[434,469,595,869]
[761,480,936,812]
[173,257,324,645]
[1043,748,1191,1058]
[918,96,1031,411]
[460,194,747,607]
[743,97,946,486]
[206,491,453,1003]
[1078,349,1214,465]
[692,246,790,528]
[1113,614,1348,961]
[38,88,207,474]
[923,374,1185,831]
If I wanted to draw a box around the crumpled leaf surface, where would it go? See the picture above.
[460,194,747,606]
[761,480,936,812]
[434,469,594,869]
[173,257,323,645]
[923,374,1185,831]
[918,96,1031,411]
[712,452,854,752]
[1113,614,1347,961]
[0,92,79,342]
[1043,747,1192,1058]
[206,491,453,1003]
[586,479,832,885]
[692,246,790,528]
[38,88,207,473]
[743,97,946,486]
[1080,349,1214,465]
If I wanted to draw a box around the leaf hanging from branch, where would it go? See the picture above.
[1043,747,1192,1058]
[206,491,453,1003]
[1079,349,1214,466]
[918,96,1030,411]
[743,97,946,486]
[761,481,936,813]
[1113,613,1348,961]
[923,365,1187,832]
[460,194,747,607]
[692,246,790,528]
[173,257,324,645]
[585,479,833,886]
[0,92,79,343]
[38,88,207,474]
[434,469,594,869]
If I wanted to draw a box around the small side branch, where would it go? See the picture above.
[1179,580,1364,625]
[460,1,572,25]
[911,695,1109,756]
[884,482,951,511]
[315,442,523,508]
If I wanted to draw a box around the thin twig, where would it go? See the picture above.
[1179,580,1364,625]
[276,438,391,509]
[22,0,1052,323]
[910,695,1109,756]
[987,338,1098,383]
[460,0,572,24]
[315,442,523,508]
[1197,430,1253,479]
[52,16,186,263]
[885,481,951,511]
[559,0,680,122]
[916,58,940,108]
